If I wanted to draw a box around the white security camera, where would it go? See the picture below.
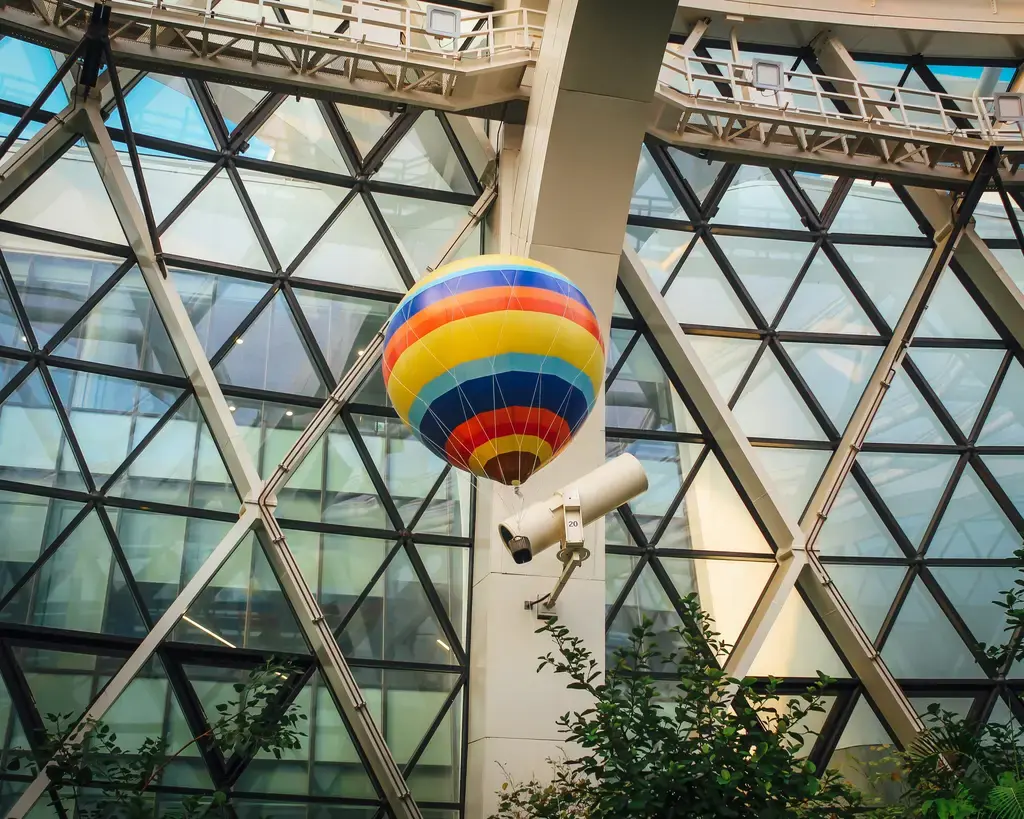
[498,453,649,565]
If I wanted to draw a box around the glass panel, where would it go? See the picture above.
[292,195,406,291]
[6,148,127,246]
[161,170,271,271]
[828,696,897,801]
[0,277,26,350]
[364,413,445,526]
[625,224,693,292]
[247,96,349,176]
[747,586,847,677]
[666,147,723,204]
[377,112,474,194]
[0,492,84,603]
[784,342,881,432]
[778,251,876,335]
[908,695,975,722]
[406,688,463,804]
[794,171,837,214]
[679,451,773,553]
[14,646,120,729]
[106,75,215,149]
[825,564,906,643]
[752,446,829,521]
[835,244,929,330]
[717,235,811,324]
[664,237,755,328]
[239,166,348,269]
[859,453,959,548]
[606,553,637,612]
[54,268,184,376]
[124,153,214,227]
[713,165,806,231]
[609,438,702,540]
[733,348,827,440]
[170,267,269,357]
[991,247,1024,294]
[916,268,999,339]
[0,39,68,113]
[830,181,923,236]
[864,366,954,445]
[606,564,686,668]
[415,544,469,640]
[630,145,686,220]
[932,566,1017,649]
[974,192,1024,240]
[983,455,1024,519]
[881,577,979,679]
[337,103,394,160]
[606,335,698,434]
[214,293,326,397]
[815,479,903,558]
[912,348,1004,437]
[292,288,391,383]
[206,83,265,133]
[307,532,388,631]
[687,335,760,401]
[376,194,469,280]
[927,465,1021,559]
[979,361,1024,446]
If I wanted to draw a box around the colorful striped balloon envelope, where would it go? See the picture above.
[382,255,605,486]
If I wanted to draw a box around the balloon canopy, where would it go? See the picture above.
[382,255,605,486]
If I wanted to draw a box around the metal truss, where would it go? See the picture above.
[0,0,541,114]
[650,47,1024,187]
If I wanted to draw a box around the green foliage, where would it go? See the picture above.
[7,658,306,819]
[492,594,863,819]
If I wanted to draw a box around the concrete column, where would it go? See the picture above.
[465,1,676,816]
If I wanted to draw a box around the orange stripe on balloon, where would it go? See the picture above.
[444,406,572,466]
[382,286,602,376]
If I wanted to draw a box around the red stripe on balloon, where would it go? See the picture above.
[444,406,572,467]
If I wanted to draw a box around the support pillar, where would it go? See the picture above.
[466,1,676,816]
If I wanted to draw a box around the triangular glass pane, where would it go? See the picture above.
[1,508,146,638]
[174,533,307,653]
[991,247,1024,295]
[779,252,877,335]
[606,563,687,667]
[713,165,806,231]
[752,446,830,522]
[987,696,1023,728]
[917,268,999,339]
[308,533,390,631]
[0,491,84,601]
[825,564,907,643]
[107,75,215,149]
[405,687,463,804]
[836,244,930,330]
[170,267,270,357]
[414,544,469,641]
[717,235,811,324]
[687,335,760,402]
[607,335,698,434]
[248,96,349,176]
[207,83,265,135]
[667,147,723,205]
[51,367,182,484]
[0,275,26,350]
[815,479,903,558]
[377,112,474,194]
[748,586,847,677]
[124,153,215,227]
[974,193,1024,240]
[606,327,635,380]
[338,546,451,665]
[881,577,979,678]
[0,368,86,490]
[927,465,1021,559]
[375,194,469,281]
[932,566,1018,649]
[911,348,1003,437]
[630,144,686,220]
[292,288,392,382]
[3,148,128,246]
[794,171,837,215]
[309,673,378,800]
[663,556,774,656]
[118,510,234,621]
[239,166,348,269]
[2,234,125,347]
[859,453,958,548]
[606,554,640,614]
[383,668,460,767]
[908,696,975,723]
[983,455,1024,519]
[14,646,122,729]
[979,361,1024,446]
[611,438,702,540]
[785,342,881,433]
[106,395,240,513]
[0,39,68,112]
[664,237,756,328]
[161,170,271,271]
[612,289,631,319]
[625,224,693,292]
[54,269,183,375]
[337,103,394,161]
[214,293,326,397]
[864,366,953,445]
[827,695,897,797]
[292,195,405,290]
[733,348,828,440]
[830,181,923,236]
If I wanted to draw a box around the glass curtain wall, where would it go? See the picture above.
[0,36,480,818]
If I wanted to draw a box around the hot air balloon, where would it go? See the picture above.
[382,255,605,486]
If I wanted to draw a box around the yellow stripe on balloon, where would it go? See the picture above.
[414,254,565,289]
[387,311,604,421]
[467,434,553,475]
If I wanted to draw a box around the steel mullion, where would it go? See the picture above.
[968,455,1024,537]
[818,177,855,230]
[224,160,281,273]
[0,219,130,257]
[332,540,406,642]
[362,110,421,176]
[36,363,96,494]
[808,685,860,769]
[406,465,452,531]
[285,187,361,276]
[361,190,415,290]
[186,77,230,151]
[340,410,404,531]
[317,98,361,175]
[435,112,482,197]
[915,453,971,559]
[772,168,823,232]
[652,231,701,299]
[161,253,276,285]
[727,338,770,408]
[225,93,283,154]
[643,136,703,223]
[903,356,971,445]
[702,231,770,329]
[280,282,335,390]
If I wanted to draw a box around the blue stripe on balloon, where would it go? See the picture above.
[386,267,591,342]
[407,353,595,431]
[413,371,592,457]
